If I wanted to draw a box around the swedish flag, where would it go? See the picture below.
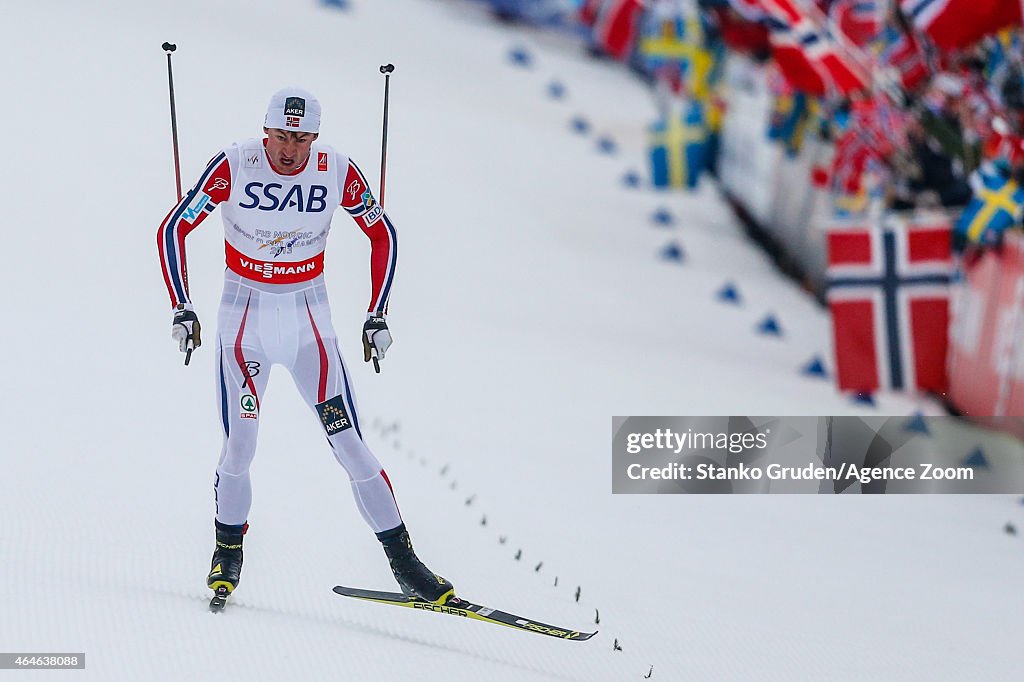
[955,169,1024,246]
[649,102,707,189]
[767,92,816,158]
[640,13,718,99]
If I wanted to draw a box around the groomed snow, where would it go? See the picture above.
[1,1,1021,679]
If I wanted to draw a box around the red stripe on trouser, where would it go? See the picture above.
[234,293,259,409]
[305,296,328,403]
[379,469,401,517]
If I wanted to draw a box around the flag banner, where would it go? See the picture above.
[648,101,708,188]
[876,24,932,90]
[640,12,706,69]
[826,214,954,393]
[900,0,1021,52]
[770,25,870,95]
[954,168,1024,247]
[612,416,1024,493]
[592,0,646,60]
[947,231,1024,440]
[767,91,813,157]
[828,0,883,47]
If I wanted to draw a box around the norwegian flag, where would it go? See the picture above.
[826,216,954,393]
[877,24,932,90]
[899,0,1022,52]
[830,99,905,195]
[592,0,647,61]
[285,115,300,128]
[807,33,871,94]
[831,131,873,194]
[827,0,882,47]
[768,14,870,95]
[984,129,1024,166]
[770,20,830,95]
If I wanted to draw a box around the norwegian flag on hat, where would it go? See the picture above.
[826,215,954,393]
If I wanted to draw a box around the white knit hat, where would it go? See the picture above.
[264,87,321,134]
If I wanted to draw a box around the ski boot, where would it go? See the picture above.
[377,524,455,605]
[207,520,247,611]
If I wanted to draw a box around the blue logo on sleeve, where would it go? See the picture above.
[181,192,211,223]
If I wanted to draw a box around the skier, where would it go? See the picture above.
[157,87,454,608]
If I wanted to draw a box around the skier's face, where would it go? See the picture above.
[264,128,318,174]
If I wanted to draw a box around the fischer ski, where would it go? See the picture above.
[332,586,597,641]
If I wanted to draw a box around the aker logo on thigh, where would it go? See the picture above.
[316,395,353,436]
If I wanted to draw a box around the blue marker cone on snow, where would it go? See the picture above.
[962,447,990,469]
[800,355,827,378]
[660,242,684,263]
[321,0,349,8]
[622,170,641,188]
[547,81,566,99]
[903,412,930,435]
[717,282,741,304]
[508,46,532,67]
[651,207,674,227]
[597,136,617,154]
[570,116,590,135]
[851,392,875,407]
[756,314,782,337]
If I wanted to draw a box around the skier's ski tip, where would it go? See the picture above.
[209,586,230,613]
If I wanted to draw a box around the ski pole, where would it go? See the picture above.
[163,42,193,366]
[163,42,183,202]
[379,63,394,209]
[371,63,395,374]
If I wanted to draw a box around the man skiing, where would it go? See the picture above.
[157,87,454,609]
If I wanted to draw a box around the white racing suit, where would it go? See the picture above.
[158,137,401,531]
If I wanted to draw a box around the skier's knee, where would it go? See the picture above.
[219,442,257,476]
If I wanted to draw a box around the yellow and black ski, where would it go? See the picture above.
[332,586,597,641]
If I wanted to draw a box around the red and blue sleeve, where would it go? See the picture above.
[157,152,232,308]
[339,158,397,316]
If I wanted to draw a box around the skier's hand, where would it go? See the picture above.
[362,314,392,373]
[172,303,202,364]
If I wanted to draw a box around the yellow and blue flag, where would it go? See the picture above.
[649,101,707,189]
[954,168,1024,246]
[640,11,721,100]
[767,92,815,157]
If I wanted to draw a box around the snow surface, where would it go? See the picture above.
[1,0,1022,680]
